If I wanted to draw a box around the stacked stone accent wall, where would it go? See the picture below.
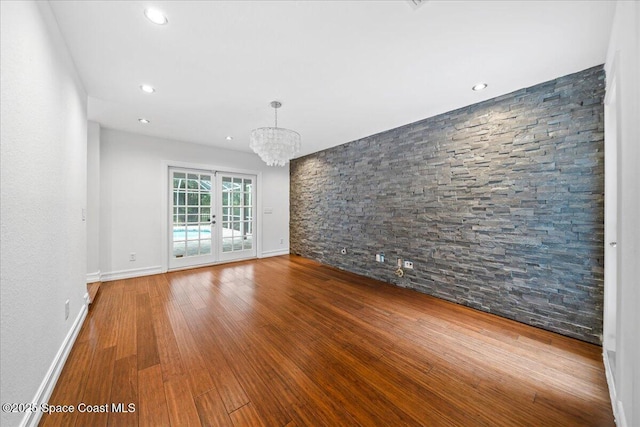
[290,66,605,344]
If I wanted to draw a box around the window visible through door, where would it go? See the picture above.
[219,174,256,261]
[168,168,257,269]
[169,169,216,269]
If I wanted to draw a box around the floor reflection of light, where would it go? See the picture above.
[82,257,611,426]
[206,262,257,313]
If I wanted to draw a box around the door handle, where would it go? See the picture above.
[609,242,617,247]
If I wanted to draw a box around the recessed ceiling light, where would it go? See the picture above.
[472,82,488,91]
[138,118,150,124]
[226,136,234,141]
[140,84,155,94]
[144,8,168,25]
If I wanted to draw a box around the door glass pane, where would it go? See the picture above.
[171,169,215,263]
[232,237,243,251]
[173,226,186,241]
[201,207,210,223]
[186,240,199,256]
[243,221,252,236]
[173,241,185,258]
[186,226,199,239]
[222,237,232,252]
[219,175,255,255]
[173,173,186,189]
[200,175,211,190]
[187,174,199,189]
[222,177,232,191]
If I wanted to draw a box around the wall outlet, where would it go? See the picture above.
[397,258,403,267]
[130,252,136,261]
[280,238,284,244]
[341,247,347,255]
[65,299,70,320]
[404,260,414,269]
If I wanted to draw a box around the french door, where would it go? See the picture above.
[168,168,256,270]
[169,168,216,269]
[218,174,256,262]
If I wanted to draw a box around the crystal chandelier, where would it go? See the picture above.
[249,101,301,167]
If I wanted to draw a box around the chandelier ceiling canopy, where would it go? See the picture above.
[249,101,301,167]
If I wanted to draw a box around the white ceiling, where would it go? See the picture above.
[49,0,616,159]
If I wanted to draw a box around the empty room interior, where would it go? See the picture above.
[1,1,639,426]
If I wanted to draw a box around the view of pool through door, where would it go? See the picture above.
[219,174,256,262]
[168,167,257,270]
[169,168,216,270]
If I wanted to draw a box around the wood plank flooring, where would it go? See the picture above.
[40,255,614,426]
[87,282,100,304]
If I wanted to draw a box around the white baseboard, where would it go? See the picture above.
[102,254,288,281]
[260,249,290,258]
[616,401,627,427]
[21,303,88,427]
[86,270,101,283]
[603,350,628,427]
[603,350,617,412]
[100,265,163,282]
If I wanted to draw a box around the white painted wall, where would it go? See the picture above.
[87,121,101,282]
[603,1,640,426]
[0,2,88,426]
[99,128,290,278]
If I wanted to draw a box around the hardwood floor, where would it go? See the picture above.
[87,282,101,305]
[40,255,614,426]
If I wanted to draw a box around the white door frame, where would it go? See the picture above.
[217,172,258,262]
[602,51,622,415]
[168,167,218,270]
[161,160,263,272]
[604,64,620,355]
